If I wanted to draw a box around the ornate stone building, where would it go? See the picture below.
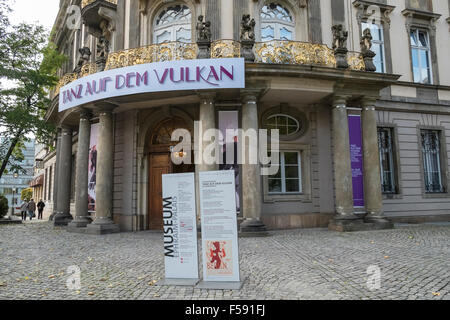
[41,0,450,234]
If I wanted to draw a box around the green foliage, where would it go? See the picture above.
[0,194,8,219]
[0,1,66,179]
[21,188,33,201]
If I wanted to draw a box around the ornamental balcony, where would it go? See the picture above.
[81,0,117,9]
[53,40,366,96]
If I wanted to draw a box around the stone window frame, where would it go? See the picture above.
[144,0,198,45]
[416,125,450,199]
[262,142,312,203]
[260,104,309,141]
[353,0,395,74]
[152,3,193,43]
[252,0,309,42]
[260,2,296,41]
[402,8,441,85]
[377,123,403,200]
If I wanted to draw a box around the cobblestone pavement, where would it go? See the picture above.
[0,221,449,300]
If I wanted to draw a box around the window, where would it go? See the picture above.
[264,114,300,136]
[268,151,302,194]
[362,22,385,73]
[44,168,48,201]
[421,130,444,193]
[48,166,52,201]
[410,29,432,84]
[260,3,294,41]
[378,127,396,193]
[153,4,192,44]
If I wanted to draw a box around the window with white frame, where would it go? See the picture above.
[268,151,302,194]
[260,3,295,41]
[362,22,385,73]
[410,29,432,84]
[421,130,444,193]
[153,4,192,44]
[377,127,396,193]
[264,114,301,136]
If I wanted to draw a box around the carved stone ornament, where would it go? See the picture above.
[96,35,110,71]
[360,28,376,72]
[196,15,212,42]
[240,14,256,62]
[74,47,92,74]
[196,15,212,59]
[240,14,256,41]
[332,24,349,69]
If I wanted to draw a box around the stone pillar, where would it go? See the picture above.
[195,93,217,229]
[68,111,92,232]
[221,0,234,39]
[361,99,393,228]
[49,128,62,221]
[53,126,74,226]
[239,92,267,234]
[328,96,363,231]
[86,108,119,234]
[196,93,217,172]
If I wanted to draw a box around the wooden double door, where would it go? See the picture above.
[148,152,194,230]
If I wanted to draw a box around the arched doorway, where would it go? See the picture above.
[147,117,194,230]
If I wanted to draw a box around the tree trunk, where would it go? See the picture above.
[0,134,21,179]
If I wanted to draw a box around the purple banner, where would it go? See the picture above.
[348,115,364,207]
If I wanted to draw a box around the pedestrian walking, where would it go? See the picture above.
[20,200,28,221]
[27,199,36,221]
[37,199,45,220]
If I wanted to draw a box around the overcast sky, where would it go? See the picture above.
[9,0,60,32]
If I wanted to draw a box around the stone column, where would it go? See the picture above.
[86,108,120,234]
[53,126,74,226]
[361,98,393,228]
[49,128,62,221]
[196,93,217,172]
[195,93,217,228]
[221,0,234,39]
[239,92,267,234]
[328,96,362,232]
[68,111,92,232]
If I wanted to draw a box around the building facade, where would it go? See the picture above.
[42,0,450,234]
[0,139,35,214]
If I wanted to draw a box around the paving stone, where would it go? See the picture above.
[0,221,448,300]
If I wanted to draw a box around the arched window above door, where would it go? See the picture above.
[151,117,189,145]
[153,4,192,44]
[260,2,295,42]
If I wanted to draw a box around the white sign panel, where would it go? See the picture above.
[162,173,199,280]
[59,58,245,112]
[199,170,240,282]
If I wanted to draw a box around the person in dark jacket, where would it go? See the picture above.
[37,200,45,220]
[27,199,36,221]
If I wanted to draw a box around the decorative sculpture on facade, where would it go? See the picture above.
[360,28,377,72]
[332,24,349,69]
[196,15,211,42]
[240,14,255,41]
[196,15,212,59]
[74,47,92,74]
[240,14,256,62]
[96,20,111,71]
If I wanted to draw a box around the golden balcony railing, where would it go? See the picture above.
[211,40,241,59]
[105,42,198,70]
[53,40,366,97]
[81,0,117,9]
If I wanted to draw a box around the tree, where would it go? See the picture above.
[21,187,32,201]
[0,0,66,179]
[0,194,8,219]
